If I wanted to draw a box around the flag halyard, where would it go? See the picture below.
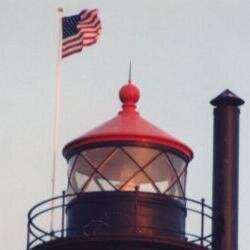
[62,9,101,58]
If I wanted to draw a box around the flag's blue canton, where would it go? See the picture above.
[62,14,81,39]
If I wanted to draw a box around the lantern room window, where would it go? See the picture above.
[67,145,188,197]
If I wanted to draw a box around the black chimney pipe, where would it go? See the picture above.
[210,89,244,250]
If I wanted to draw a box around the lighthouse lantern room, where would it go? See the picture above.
[63,82,192,196]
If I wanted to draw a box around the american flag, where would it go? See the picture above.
[62,9,101,58]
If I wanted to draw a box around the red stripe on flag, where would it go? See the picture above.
[62,47,83,58]
[83,39,97,47]
[62,33,83,46]
[62,41,83,53]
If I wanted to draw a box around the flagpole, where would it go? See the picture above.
[50,7,63,234]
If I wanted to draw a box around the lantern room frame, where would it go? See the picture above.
[67,142,189,197]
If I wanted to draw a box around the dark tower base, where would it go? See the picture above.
[66,192,186,239]
[31,235,208,250]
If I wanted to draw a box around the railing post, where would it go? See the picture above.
[201,198,205,246]
[61,190,66,238]
[27,221,30,250]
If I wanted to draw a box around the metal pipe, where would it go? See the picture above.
[210,89,244,250]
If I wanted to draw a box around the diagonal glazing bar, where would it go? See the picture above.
[67,155,80,193]
[119,147,162,193]
[81,154,119,191]
[80,148,119,191]
[163,153,185,195]
[163,152,187,196]
[94,177,105,191]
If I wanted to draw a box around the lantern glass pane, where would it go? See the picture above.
[98,148,140,182]
[75,172,88,191]
[166,182,183,197]
[69,155,94,192]
[123,146,160,166]
[166,152,187,194]
[167,153,186,175]
[68,155,76,174]
[89,173,117,191]
[85,179,102,192]
[67,184,74,195]
[155,180,169,193]
[142,153,174,192]
[144,154,175,182]
[82,147,115,167]
[179,171,187,194]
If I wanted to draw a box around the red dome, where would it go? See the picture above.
[63,82,193,161]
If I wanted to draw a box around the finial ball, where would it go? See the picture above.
[119,83,140,104]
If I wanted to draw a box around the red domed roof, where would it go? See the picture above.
[63,82,193,161]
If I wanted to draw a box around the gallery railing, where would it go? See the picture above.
[27,191,212,250]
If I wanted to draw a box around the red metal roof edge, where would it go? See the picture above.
[63,133,193,161]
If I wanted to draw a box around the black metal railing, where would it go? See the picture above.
[27,191,212,250]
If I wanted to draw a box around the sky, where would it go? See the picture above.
[0,1,249,249]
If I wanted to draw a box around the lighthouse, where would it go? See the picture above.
[26,78,244,250]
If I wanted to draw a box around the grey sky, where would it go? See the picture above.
[0,1,249,249]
